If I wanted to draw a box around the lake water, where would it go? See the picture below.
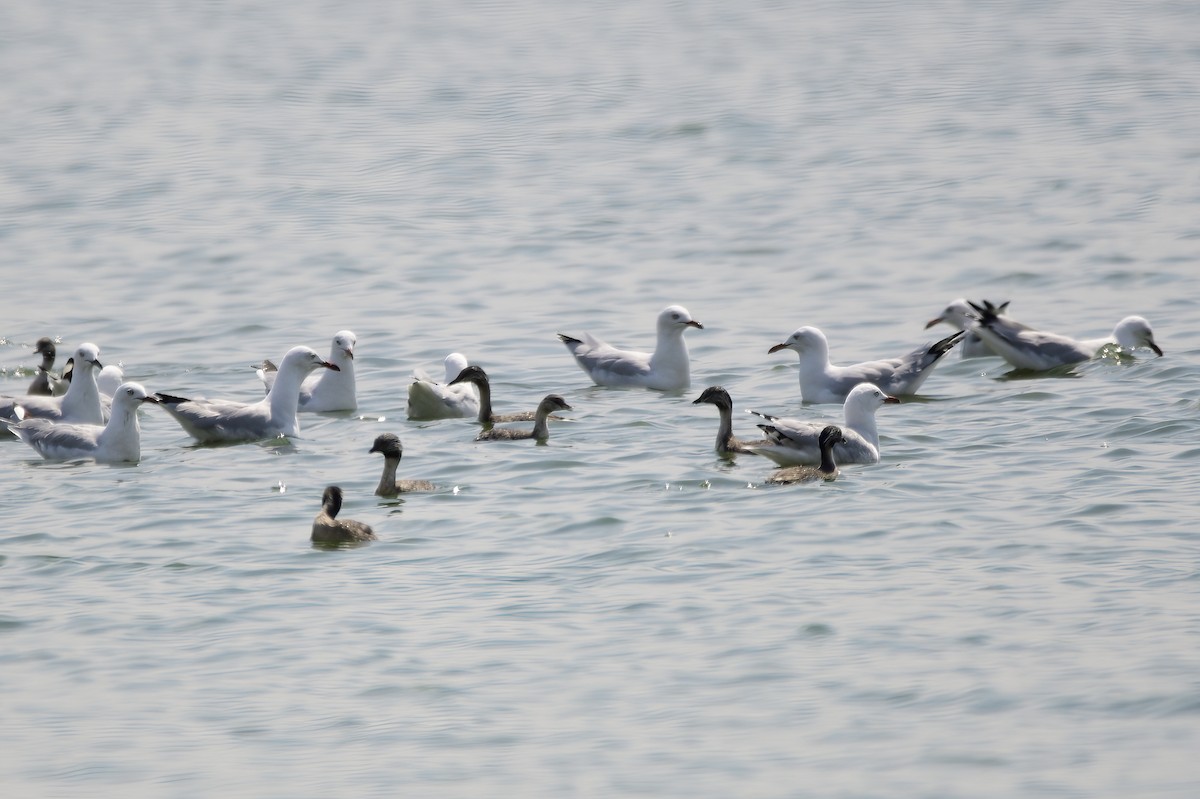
[2,1,1199,796]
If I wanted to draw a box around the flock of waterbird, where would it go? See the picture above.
[2,300,1163,544]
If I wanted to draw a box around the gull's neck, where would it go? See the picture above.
[843,401,880,449]
[649,327,690,386]
[60,363,103,424]
[97,399,141,459]
[266,362,310,433]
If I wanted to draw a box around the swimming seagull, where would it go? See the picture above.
[925,298,1013,358]
[748,383,900,466]
[27,337,63,396]
[968,302,1163,371]
[154,345,338,443]
[476,394,572,441]
[768,326,963,404]
[406,353,481,420]
[558,305,703,390]
[368,433,436,495]
[256,330,357,411]
[1,343,106,430]
[691,386,769,456]
[448,365,548,424]
[765,426,844,484]
[1,382,158,463]
[97,364,125,399]
[311,486,377,545]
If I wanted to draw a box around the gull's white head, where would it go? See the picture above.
[657,305,703,334]
[844,382,900,412]
[768,327,828,357]
[331,331,356,362]
[111,382,159,409]
[281,345,340,373]
[926,299,973,331]
[1113,316,1162,356]
[443,353,470,382]
[73,343,103,372]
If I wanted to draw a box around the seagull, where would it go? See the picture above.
[1,382,158,463]
[968,302,1163,371]
[27,337,63,396]
[97,364,125,399]
[406,353,480,420]
[476,394,573,442]
[1,343,106,431]
[256,330,357,412]
[691,385,769,456]
[368,433,436,495]
[154,345,338,443]
[748,383,900,466]
[448,365,547,424]
[765,426,844,484]
[925,298,1012,358]
[311,486,376,545]
[558,305,703,390]
[768,326,962,404]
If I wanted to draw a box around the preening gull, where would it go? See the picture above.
[748,383,899,466]
[1,343,106,430]
[476,394,572,441]
[1,382,157,463]
[155,345,338,443]
[926,299,1012,358]
[256,330,357,412]
[311,486,376,545]
[407,353,480,420]
[969,302,1163,371]
[691,386,768,456]
[27,337,63,396]
[368,433,436,495]
[558,305,703,391]
[768,326,962,404]
[448,365,548,424]
[765,426,844,484]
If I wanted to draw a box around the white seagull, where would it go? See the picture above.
[406,353,480,420]
[926,298,1012,358]
[256,330,357,412]
[1,382,158,463]
[968,302,1163,371]
[155,345,338,443]
[748,383,900,466]
[768,326,962,404]
[558,305,703,391]
[1,342,106,431]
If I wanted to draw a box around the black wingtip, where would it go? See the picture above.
[154,392,191,405]
[557,333,582,345]
[929,330,966,356]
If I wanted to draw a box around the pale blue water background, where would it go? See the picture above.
[2,1,1200,796]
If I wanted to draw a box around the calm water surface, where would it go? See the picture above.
[2,1,1199,796]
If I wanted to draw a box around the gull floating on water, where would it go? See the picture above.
[368,433,436,495]
[968,302,1163,371]
[749,383,900,466]
[765,426,844,484]
[1,382,158,463]
[768,326,962,404]
[97,364,125,399]
[155,345,338,443]
[558,305,703,391]
[926,298,1012,358]
[476,394,572,441]
[448,365,550,424]
[256,330,357,412]
[691,386,769,457]
[311,486,376,545]
[27,337,63,396]
[1,343,106,431]
[407,353,480,420]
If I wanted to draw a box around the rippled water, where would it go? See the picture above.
[3,1,1199,796]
